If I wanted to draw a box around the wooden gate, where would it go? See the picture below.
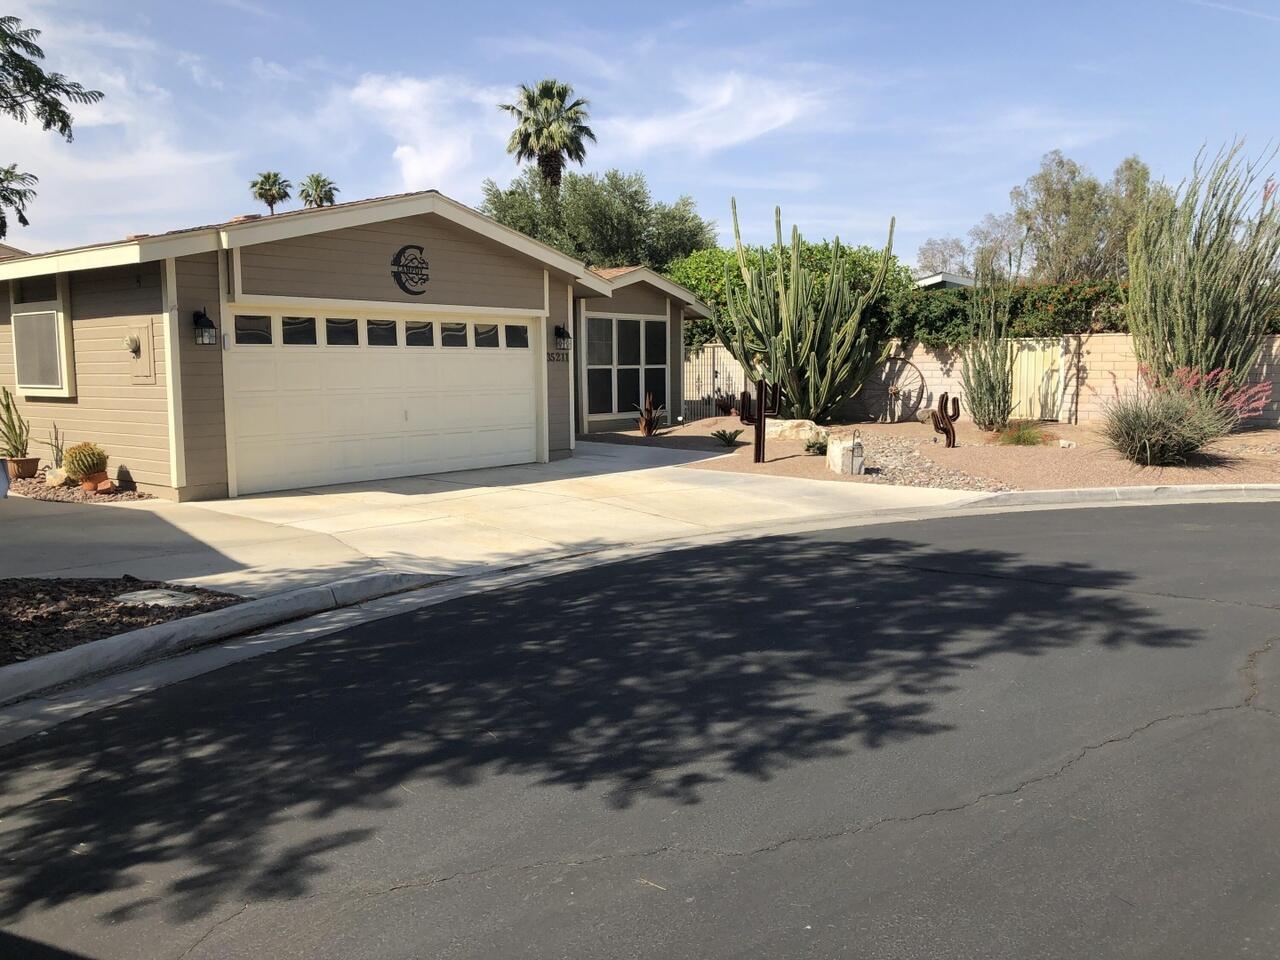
[1010,339,1063,421]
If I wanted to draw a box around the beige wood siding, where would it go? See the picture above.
[174,252,229,499]
[584,282,667,317]
[0,264,171,491]
[239,213,544,310]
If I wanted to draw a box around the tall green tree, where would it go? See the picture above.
[0,15,103,239]
[249,171,292,215]
[1011,150,1152,282]
[481,167,715,270]
[498,79,595,190]
[298,173,338,208]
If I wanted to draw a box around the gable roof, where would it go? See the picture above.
[589,264,712,318]
[0,243,27,260]
[0,190,613,296]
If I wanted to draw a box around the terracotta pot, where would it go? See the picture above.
[4,457,39,481]
[80,470,109,492]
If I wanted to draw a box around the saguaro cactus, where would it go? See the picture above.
[712,200,896,422]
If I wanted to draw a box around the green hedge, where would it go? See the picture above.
[889,280,1128,348]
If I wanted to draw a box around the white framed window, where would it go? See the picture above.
[585,315,667,418]
[11,273,75,398]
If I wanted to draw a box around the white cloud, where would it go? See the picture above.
[178,52,223,90]
[597,71,829,158]
[341,74,515,199]
[251,57,301,84]
[935,106,1125,155]
[1183,0,1280,23]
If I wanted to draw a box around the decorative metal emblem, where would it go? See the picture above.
[390,244,430,295]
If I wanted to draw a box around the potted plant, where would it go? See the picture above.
[63,441,109,492]
[0,386,39,480]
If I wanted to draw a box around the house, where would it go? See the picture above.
[0,191,710,500]
[914,271,974,290]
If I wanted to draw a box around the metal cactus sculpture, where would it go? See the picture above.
[930,392,960,448]
[739,380,781,464]
[712,199,896,423]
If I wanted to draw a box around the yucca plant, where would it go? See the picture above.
[63,441,107,481]
[0,386,31,458]
[713,200,895,422]
[1127,142,1280,394]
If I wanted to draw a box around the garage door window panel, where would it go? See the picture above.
[367,319,398,346]
[235,315,272,345]
[325,318,359,346]
[406,321,434,347]
[441,322,469,347]
[504,324,529,348]
[474,323,499,348]
[282,317,316,345]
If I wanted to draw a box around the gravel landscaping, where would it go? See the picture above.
[586,416,1280,492]
[1,577,241,667]
[6,466,155,503]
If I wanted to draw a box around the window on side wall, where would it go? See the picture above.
[12,309,75,397]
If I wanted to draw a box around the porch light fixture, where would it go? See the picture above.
[554,324,573,351]
[193,308,218,346]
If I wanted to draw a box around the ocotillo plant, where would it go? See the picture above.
[712,200,895,422]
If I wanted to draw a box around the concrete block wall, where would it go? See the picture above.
[894,334,1280,428]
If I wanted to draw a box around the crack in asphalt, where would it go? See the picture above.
[176,902,248,960]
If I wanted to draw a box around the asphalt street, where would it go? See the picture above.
[1,503,1278,959]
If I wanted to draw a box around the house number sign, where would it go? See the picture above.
[547,350,569,363]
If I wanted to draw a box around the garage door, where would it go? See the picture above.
[224,313,538,495]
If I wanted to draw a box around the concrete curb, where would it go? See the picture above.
[971,483,1280,509]
[0,571,438,706]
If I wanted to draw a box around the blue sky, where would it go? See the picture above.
[5,0,1279,264]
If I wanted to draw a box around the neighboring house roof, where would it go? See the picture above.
[0,190,613,296]
[915,271,974,289]
[589,264,712,318]
[0,242,27,260]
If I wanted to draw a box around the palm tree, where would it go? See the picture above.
[0,164,37,240]
[249,171,291,215]
[298,173,339,208]
[499,79,595,190]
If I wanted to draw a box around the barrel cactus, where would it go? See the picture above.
[63,442,108,481]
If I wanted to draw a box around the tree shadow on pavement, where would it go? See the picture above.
[0,532,1194,926]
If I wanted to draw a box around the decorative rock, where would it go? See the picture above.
[44,466,67,487]
[826,438,865,475]
[765,418,825,442]
[96,479,117,494]
[115,588,201,608]
[1059,439,1077,449]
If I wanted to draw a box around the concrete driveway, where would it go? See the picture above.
[3,442,973,596]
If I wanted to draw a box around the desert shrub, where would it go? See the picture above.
[804,435,828,455]
[710,428,744,447]
[997,420,1045,446]
[0,386,31,458]
[1102,387,1233,465]
[63,442,108,480]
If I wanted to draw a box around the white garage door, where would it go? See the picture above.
[224,313,538,495]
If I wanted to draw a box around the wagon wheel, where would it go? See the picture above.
[860,357,927,423]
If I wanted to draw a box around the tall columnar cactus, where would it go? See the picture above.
[712,200,895,422]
